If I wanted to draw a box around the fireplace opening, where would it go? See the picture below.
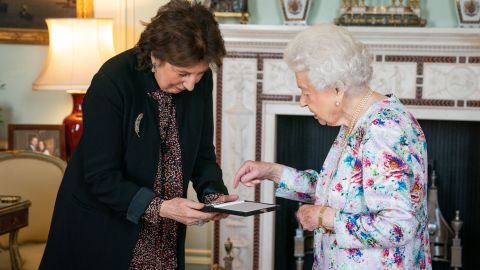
[275,115,480,270]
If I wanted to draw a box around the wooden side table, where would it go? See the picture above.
[0,200,31,270]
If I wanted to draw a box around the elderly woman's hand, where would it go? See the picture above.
[296,204,336,231]
[233,160,284,188]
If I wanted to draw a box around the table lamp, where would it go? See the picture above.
[32,18,115,158]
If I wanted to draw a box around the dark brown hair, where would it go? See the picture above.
[135,0,226,71]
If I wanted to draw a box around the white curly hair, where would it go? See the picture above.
[284,24,372,94]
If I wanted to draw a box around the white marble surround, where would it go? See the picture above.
[215,25,480,270]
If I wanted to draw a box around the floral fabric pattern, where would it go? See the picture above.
[276,96,432,269]
[130,90,183,270]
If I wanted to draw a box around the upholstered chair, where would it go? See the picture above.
[0,151,66,270]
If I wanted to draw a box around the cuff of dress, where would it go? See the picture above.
[143,196,164,224]
[126,187,156,224]
[275,166,296,194]
[204,193,224,204]
[275,166,315,203]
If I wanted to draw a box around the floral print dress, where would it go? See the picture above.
[276,96,432,270]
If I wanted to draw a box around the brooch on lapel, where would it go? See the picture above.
[134,113,144,138]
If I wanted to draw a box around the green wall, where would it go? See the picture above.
[218,0,458,27]
[0,0,464,148]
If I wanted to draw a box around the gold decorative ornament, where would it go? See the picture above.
[335,0,427,27]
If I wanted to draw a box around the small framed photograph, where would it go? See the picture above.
[455,0,480,27]
[8,124,66,160]
[202,0,249,24]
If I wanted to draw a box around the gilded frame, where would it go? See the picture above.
[0,0,93,45]
[202,0,249,24]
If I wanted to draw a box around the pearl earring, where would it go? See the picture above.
[335,101,340,107]
[151,63,155,73]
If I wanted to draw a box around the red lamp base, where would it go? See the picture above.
[64,92,84,158]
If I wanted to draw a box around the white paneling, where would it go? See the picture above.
[262,59,297,95]
[220,57,257,270]
[220,58,258,192]
[95,0,169,51]
[371,62,417,98]
[423,64,480,100]
[132,0,167,45]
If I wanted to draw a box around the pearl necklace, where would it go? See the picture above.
[339,88,374,150]
[346,88,374,138]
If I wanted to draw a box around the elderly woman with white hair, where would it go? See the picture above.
[233,24,431,269]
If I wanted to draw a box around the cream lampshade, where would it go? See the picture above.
[32,18,115,158]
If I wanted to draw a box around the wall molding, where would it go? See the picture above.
[185,248,212,265]
[220,25,480,54]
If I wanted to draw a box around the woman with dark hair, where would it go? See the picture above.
[40,1,237,269]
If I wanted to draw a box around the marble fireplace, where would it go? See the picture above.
[214,24,480,270]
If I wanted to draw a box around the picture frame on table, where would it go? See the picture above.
[202,0,249,24]
[455,0,480,27]
[8,124,66,160]
[0,0,93,45]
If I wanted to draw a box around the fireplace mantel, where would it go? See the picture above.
[214,25,480,270]
[220,24,480,53]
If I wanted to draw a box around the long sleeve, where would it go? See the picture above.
[333,116,427,249]
[82,72,154,224]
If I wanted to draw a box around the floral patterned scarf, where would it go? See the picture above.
[130,89,183,269]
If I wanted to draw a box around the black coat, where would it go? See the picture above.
[40,49,228,270]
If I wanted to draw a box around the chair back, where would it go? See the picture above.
[0,150,66,245]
